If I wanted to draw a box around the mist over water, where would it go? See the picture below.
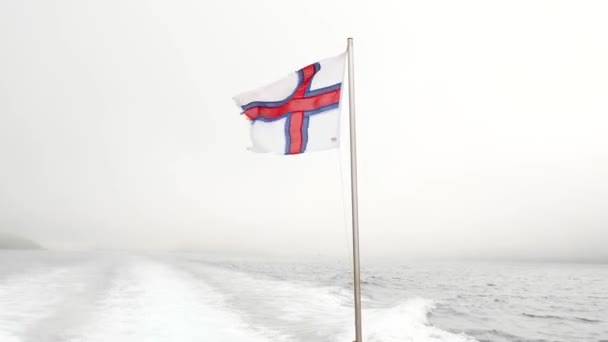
[1,1,608,341]
[1,0,608,262]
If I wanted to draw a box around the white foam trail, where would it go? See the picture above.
[0,267,80,342]
[0,255,479,342]
[358,298,478,342]
[66,258,288,342]
[179,261,353,340]
[180,261,478,342]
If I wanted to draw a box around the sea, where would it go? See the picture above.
[0,251,606,342]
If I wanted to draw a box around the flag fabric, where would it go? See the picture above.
[233,52,346,155]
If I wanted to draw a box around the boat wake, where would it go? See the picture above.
[359,298,477,342]
[179,258,477,342]
[0,254,476,342]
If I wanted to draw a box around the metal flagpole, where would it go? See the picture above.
[347,37,363,342]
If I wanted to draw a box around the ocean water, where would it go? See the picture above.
[0,251,606,342]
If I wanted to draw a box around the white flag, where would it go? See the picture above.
[233,52,346,155]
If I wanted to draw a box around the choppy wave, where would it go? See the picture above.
[522,312,602,324]
[521,312,564,320]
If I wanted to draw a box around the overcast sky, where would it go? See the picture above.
[1,0,607,261]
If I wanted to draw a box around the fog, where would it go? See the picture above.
[1,0,607,261]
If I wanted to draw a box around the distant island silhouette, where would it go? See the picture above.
[0,232,42,249]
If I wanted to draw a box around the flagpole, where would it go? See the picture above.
[347,37,363,342]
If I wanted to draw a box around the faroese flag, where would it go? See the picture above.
[233,53,346,155]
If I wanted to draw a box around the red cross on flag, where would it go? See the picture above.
[233,52,346,155]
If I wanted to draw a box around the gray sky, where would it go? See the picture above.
[1,0,607,261]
